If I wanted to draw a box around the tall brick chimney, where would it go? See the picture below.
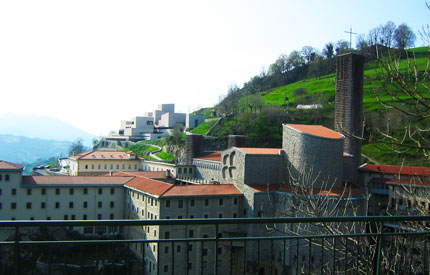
[334,53,365,183]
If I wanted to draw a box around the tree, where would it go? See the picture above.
[248,94,265,113]
[335,40,350,55]
[301,46,316,64]
[394,23,416,49]
[381,21,396,48]
[288,50,305,68]
[68,138,86,156]
[368,25,382,47]
[323,43,335,59]
[371,5,429,162]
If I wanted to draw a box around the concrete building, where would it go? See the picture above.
[108,104,204,141]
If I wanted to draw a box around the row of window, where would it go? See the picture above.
[9,214,115,221]
[4,187,116,196]
[165,197,238,208]
[130,191,158,206]
[84,163,138,170]
[163,212,238,219]
[177,167,193,174]
[0,174,10,181]
[5,201,115,210]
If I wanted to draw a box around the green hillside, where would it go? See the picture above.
[212,47,430,166]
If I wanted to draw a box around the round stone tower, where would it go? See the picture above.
[282,124,345,188]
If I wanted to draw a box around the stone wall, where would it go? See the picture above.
[185,134,203,165]
[282,125,344,188]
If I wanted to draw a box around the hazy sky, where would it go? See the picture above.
[0,0,428,136]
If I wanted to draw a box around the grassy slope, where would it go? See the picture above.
[219,47,429,165]
[189,120,217,135]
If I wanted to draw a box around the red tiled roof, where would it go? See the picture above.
[101,171,167,178]
[194,152,221,162]
[359,164,430,177]
[0,160,23,170]
[125,177,173,196]
[22,176,134,185]
[162,184,242,197]
[370,177,430,186]
[251,184,363,196]
[238,148,281,155]
[285,124,344,139]
[70,150,137,160]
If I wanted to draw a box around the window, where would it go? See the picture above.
[69,202,74,209]
[204,214,208,219]
[83,201,88,208]
[134,164,137,169]
[233,212,238,218]
[122,164,125,169]
[110,201,114,208]
[110,164,113,169]
[176,245,181,253]
[98,214,102,220]
[56,189,60,195]
[178,200,183,208]
[116,164,119,169]
[98,164,101,169]
[85,165,88,169]
[219,199,223,206]
[110,214,114,219]
[165,231,170,239]
[164,265,168,272]
[91,164,94,169]
[5,174,9,181]
[27,189,31,195]
[11,202,16,209]
[83,215,87,220]
[190,215,194,219]
[188,244,193,252]
[0,203,2,209]
[164,246,169,253]
[41,202,46,209]
[189,230,194,238]
[98,201,102,208]
[218,213,223,218]
[205,199,209,206]
[55,202,60,208]
[98,188,102,195]
[234,198,238,205]
[217,247,223,255]
[110,188,115,194]
[178,215,182,219]
[166,200,170,208]
[190,199,195,206]
[11,189,16,196]
[0,189,1,195]
[69,188,74,195]
[154,230,157,237]
[64,215,68,220]
[0,175,2,181]
[83,188,88,195]
[41,188,46,195]
[203,248,208,256]
[71,215,75,220]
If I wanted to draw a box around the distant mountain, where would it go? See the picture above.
[0,113,95,146]
[0,134,72,164]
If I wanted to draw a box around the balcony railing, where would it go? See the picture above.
[1,216,430,275]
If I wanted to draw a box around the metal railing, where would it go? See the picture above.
[1,215,430,275]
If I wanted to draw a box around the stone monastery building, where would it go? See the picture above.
[1,53,428,274]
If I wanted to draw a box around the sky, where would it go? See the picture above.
[0,0,428,136]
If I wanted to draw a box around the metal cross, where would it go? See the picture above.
[344,27,357,49]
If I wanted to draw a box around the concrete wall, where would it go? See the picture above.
[334,53,365,183]
[159,112,186,128]
[186,114,204,129]
[283,125,344,188]
[70,159,141,176]
[158,104,175,113]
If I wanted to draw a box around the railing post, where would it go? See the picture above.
[375,221,384,275]
[214,223,218,274]
[14,226,20,275]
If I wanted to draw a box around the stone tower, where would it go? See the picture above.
[334,53,365,182]
[185,133,204,165]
